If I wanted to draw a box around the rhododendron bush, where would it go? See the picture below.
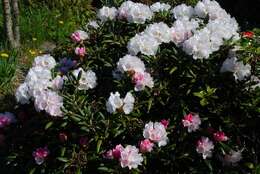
[2,1,260,173]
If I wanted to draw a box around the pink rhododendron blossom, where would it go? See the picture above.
[196,137,214,159]
[32,147,49,165]
[120,145,143,169]
[71,30,88,43]
[143,121,168,147]
[0,112,16,128]
[160,119,169,128]
[213,131,228,142]
[182,113,201,132]
[139,139,154,153]
[132,72,154,91]
[112,144,124,159]
[75,47,86,57]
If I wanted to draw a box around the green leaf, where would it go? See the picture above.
[29,168,36,174]
[57,157,69,162]
[45,121,54,130]
[96,140,102,153]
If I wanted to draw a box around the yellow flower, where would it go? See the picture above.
[32,38,37,41]
[0,53,9,58]
[59,20,64,24]
[29,49,36,55]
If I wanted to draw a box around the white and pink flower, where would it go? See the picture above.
[196,137,214,159]
[132,72,154,91]
[71,30,89,43]
[182,113,201,132]
[120,145,143,169]
[75,47,86,57]
[143,121,168,147]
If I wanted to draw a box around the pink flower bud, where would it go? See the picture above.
[213,131,228,142]
[103,150,113,159]
[139,139,154,153]
[71,32,81,42]
[160,119,169,128]
[75,47,86,57]
[112,144,124,159]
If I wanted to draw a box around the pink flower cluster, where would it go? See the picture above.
[0,112,16,128]
[105,144,143,170]
[105,119,169,169]
[32,147,49,165]
[75,47,86,57]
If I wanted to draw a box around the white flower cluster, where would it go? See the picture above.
[116,55,154,91]
[72,68,97,90]
[97,6,118,22]
[118,1,153,24]
[172,4,194,20]
[180,0,240,59]
[150,2,171,13]
[220,50,251,81]
[170,18,200,45]
[128,22,172,56]
[143,121,168,147]
[16,55,64,117]
[106,92,135,114]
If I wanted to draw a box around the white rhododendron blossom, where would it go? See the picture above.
[143,122,168,147]
[127,33,159,56]
[51,75,64,91]
[180,0,239,59]
[150,2,171,12]
[194,1,208,18]
[170,18,200,45]
[144,22,171,43]
[15,83,30,104]
[86,20,99,29]
[118,1,153,24]
[171,4,194,20]
[117,55,145,73]
[25,66,52,96]
[106,92,135,114]
[120,145,143,169]
[97,6,117,22]
[73,68,97,90]
[196,137,214,159]
[224,150,242,165]
[220,55,251,81]
[33,54,56,70]
[34,90,63,117]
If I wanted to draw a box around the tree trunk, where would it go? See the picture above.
[2,0,16,48]
[12,0,20,48]
[2,0,20,49]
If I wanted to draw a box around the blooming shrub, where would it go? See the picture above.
[1,1,260,173]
